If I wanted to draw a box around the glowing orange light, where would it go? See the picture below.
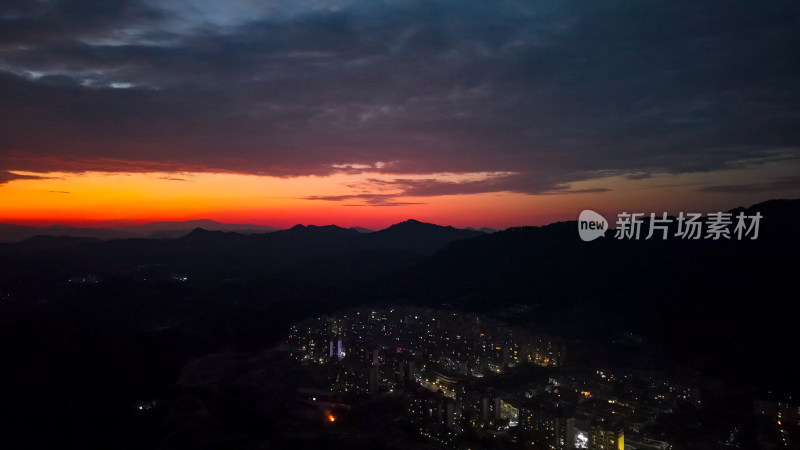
[328,414,336,422]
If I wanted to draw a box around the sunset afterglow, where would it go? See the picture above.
[1,0,799,228]
[2,158,799,229]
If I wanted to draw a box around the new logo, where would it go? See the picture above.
[578,210,608,242]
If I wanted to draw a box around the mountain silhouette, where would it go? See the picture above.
[0,219,280,242]
[1,200,799,449]
[0,200,797,397]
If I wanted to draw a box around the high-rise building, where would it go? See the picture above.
[590,425,624,450]
[408,389,460,439]
[329,335,345,360]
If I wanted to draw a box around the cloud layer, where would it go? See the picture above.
[1,0,799,194]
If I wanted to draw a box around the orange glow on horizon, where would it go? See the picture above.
[1,162,797,229]
[0,170,592,229]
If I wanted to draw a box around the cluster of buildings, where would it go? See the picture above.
[498,367,697,449]
[286,307,694,449]
[755,399,800,448]
[289,307,563,367]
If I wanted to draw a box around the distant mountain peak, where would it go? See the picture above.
[368,219,484,254]
[181,227,237,240]
[464,226,498,233]
[349,226,374,233]
[386,219,445,230]
[150,219,222,226]
[281,224,355,237]
[184,227,215,237]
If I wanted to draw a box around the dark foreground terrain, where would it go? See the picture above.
[0,199,798,449]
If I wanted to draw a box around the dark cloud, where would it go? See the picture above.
[0,170,49,185]
[305,193,426,206]
[698,176,800,193]
[1,0,799,195]
[0,0,164,46]
[343,202,426,207]
[304,174,610,205]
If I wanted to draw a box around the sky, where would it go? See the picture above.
[1,0,799,229]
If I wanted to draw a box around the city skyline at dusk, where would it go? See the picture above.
[2,2,800,449]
